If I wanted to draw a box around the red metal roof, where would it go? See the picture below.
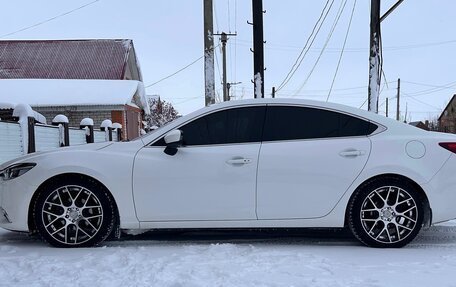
[0,39,132,80]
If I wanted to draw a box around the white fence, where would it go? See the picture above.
[69,128,87,146]
[0,122,23,164]
[35,124,60,152]
[0,117,122,165]
[94,130,107,143]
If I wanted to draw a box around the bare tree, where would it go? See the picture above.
[146,97,179,130]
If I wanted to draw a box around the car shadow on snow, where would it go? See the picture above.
[1,224,456,248]
[117,228,358,246]
[114,224,456,248]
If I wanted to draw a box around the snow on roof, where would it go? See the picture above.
[0,79,150,114]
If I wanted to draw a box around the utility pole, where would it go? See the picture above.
[227,81,241,100]
[404,102,408,123]
[271,87,276,98]
[368,0,381,113]
[368,0,404,113]
[214,32,237,101]
[396,78,401,121]
[251,0,265,98]
[221,33,228,101]
[203,0,215,106]
[386,97,389,117]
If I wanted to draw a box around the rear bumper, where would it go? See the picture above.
[423,154,456,224]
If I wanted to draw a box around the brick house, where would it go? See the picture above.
[0,39,148,140]
[409,121,430,131]
[438,95,456,133]
[0,79,149,140]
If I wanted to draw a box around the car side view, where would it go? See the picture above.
[1,98,456,248]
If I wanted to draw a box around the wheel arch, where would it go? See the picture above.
[344,173,432,229]
[27,173,120,236]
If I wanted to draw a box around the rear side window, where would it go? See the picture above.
[153,106,266,146]
[263,106,376,141]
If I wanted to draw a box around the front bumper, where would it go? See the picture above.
[0,177,38,232]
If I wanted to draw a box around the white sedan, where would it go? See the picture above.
[1,99,456,248]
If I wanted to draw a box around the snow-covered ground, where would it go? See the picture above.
[1,222,456,287]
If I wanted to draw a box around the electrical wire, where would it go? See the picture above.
[402,92,442,110]
[236,38,456,53]
[276,0,335,92]
[213,0,220,33]
[227,0,231,33]
[234,0,238,92]
[402,80,456,89]
[293,0,349,96]
[0,0,100,38]
[403,81,456,97]
[145,45,220,89]
[214,45,224,85]
[326,0,357,101]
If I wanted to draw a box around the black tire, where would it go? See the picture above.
[33,176,115,247]
[348,177,424,248]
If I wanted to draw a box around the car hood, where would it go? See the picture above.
[0,142,114,170]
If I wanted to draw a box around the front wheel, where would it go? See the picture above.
[33,178,115,247]
[348,177,424,248]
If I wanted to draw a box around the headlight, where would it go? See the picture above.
[0,163,36,181]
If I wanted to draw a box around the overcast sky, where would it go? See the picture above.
[2,0,456,121]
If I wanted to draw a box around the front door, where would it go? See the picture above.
[132,106,266,221]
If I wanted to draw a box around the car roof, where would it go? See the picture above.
[202,98,408,129]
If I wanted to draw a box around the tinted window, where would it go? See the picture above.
[263,106,376,141]
[153,106,265,146]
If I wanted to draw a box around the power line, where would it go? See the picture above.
[213,0,220,33]
[276,0,335,92]
[227,0,232,32]
[402,80,456,89]
[293,0,349,96]
[403,80,456,97]
[0,0,100,38]
[214,45,223,85]
[145,55,203,88]
[327,0,357,101]
[234,0,238,98]
[402,92,442,110]
[145,47,220,89]
[236,38,456,53]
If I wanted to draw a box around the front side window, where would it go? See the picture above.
[263,106,377,142]
[152,106,265,146]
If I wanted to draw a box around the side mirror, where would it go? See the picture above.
[163,130,183,156]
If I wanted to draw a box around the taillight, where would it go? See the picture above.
[439,142,456,153]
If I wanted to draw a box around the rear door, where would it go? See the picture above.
[257,105,375,219]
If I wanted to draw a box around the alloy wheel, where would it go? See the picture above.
[41,185,104,245]
[360,185,418,244]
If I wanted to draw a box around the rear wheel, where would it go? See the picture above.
[33,178,115,247]
[348,177,423,248]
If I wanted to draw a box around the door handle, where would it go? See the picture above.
[226,158,252,165]
[339,150,366,157]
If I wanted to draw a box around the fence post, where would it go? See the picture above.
[27,117,35,153]
[80,118,94,144]
[52,115,69,147]
[100,120,113,141]
[112,123,122,141]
